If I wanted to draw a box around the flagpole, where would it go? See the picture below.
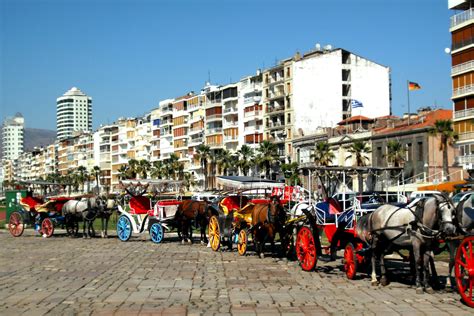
[407,80,410,125]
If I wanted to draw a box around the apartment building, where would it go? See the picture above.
[57,132,94,176]
[263,47,391,163]
[150,107,161,162]
[93,124,116,191]
[450,0,474,169]
[111,118,137,189]
[56,87,92,140]
[222,83,239,151]
[135,116,152,161]
[173,95,191,166]
[159,99,174,161]
[2,113,24,161]
[239,72,264,150]
[187,94,206,186]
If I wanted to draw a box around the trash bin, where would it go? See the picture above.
[5,190,27,224]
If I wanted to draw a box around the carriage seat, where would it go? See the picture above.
[315,198,342,223]
[20,196,45,212]
[48,197,74,213]
[220,196,250,215]
[129,196,151,215]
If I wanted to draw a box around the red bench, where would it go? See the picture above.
[129,196,151,215]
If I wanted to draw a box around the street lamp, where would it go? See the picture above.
[423,162,428,183]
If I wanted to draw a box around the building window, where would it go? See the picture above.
[418,142,423,161]
[287,113,291,124]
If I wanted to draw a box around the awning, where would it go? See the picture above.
[417,180,467,192]
[216,176,285,190]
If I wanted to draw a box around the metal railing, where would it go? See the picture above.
[458,131,474,141]
[454,108,474,119]
[206,114,222,120]
[451,8,474,28]
[244,110,262,118]
[452,60,474,76]
[452,36,474,51]
[453,84,474,97]
[456,154,474,164]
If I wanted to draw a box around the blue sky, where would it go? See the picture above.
[1,0,453,130]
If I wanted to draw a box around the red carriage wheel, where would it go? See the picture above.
[344,242,357,280]
[8,212,24,237]
[455,236,474,307]
[41,218,54,238]
[296,226,317,271]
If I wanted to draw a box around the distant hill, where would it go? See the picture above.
[0,128,56,159]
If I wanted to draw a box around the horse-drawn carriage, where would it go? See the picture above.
[207,176,286,256]
[289,166,407,278]
[116,179,182,243]
[8,181,75,238]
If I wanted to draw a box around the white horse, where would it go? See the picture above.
[62,197,104,238]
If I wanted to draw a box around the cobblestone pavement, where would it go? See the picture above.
[0,230,473,316]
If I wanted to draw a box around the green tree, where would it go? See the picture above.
[256,140,279,179]
[384,140,406,167]
[76,166,88,192]
[216,149,234,176]
[346,140,372,167]
[237,145,255,176]
[150,160,165,179]
[92,166,101,189]
[136,159,151,179]
[127,159,139,178]
[117,165,130,180]
[281,162,301,185]
[194,144,211,190]
[429,119,458,181]
[310,142,335,166]
[182,172,196,191]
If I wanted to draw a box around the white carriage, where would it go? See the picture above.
[116,179,182,243]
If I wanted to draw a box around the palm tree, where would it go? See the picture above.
[429,119,458,181]
[76,166,88,192]
[117,165,129,180]
[127,159,139,178]
[346,140,372,167]
[256,140,279,179]
[311,142,335,166]
[384,140,406,167]
[92,166,101,189]
[194,144,211,190]
[136,159,151,179]
[216,149,233,176]
[281,162,301,186]
[150,160,165,179]
[164,154,181,180]
[237,145,255,176]
[182,172,196,191]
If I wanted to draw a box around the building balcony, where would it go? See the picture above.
[452,60,474,76]
[208,142,223,149]
[453,84,474,98]
[189,115,204,124]
[189,127,204,135]
[244,96,262,104]
[266,106,285,115]
[205,101,221,109]
[457,131,474,142]
[243,125,263,134]
[243,110,262,121]
[267,122,284,130]
[223,135,238,143]
[174,134,188,140]
[206,127,222,135]
[206,114,222,122]
[456,154,474,165]
[223,107,238,114]
[223,121,238,128]
[451,8,474,29]
[160,120,173,127]
[454,108,474,120]
[161,107,173,115]
[189,137,204,146]
[268,93,286,101]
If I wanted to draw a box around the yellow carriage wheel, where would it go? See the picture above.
[237,229,247,256]
[208,216,220,251]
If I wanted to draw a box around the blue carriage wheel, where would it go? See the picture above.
[117,215,132,242]
[150,223,164,244]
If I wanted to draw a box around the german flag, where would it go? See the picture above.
[408,81,421,90]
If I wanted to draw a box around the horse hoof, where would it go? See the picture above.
[259,253,265,259]
[200,240,206,245]
[425,287,434,294]
[371,280,379,286]
[380,277,389,287]
[181,240,185,245]
[416,287,424,294]
[187,239,192,244]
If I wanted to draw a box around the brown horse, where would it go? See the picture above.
[174,199,209,244]
[251,196,287,258]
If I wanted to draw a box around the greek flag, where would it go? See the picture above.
[351,99,363,109]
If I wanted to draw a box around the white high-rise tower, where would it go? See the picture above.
[2,113,25,160]
[56,87,92,140]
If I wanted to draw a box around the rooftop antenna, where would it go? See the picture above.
[208,70,211,84]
